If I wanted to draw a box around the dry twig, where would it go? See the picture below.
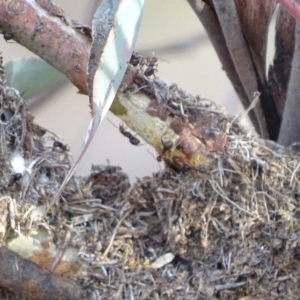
[0,247,84,300]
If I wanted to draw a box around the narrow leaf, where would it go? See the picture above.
[187,0,258,131]
[212,0,268,138]
[5,58,65,100]
[278,22,300,145]
[234,0,277,81]
[44,0,144,215]
[269,6,295,117]
[278,0,300,22]
[234,0,280,140]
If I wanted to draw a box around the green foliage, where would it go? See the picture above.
[5,57,65,100]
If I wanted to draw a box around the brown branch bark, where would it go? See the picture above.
[0,0,282,142]
[0,0,90,93]
[279,0,300,22]
[0,0,225,168]
[278,22,300,145]
[187,0,271,139]
[0,246,84,300]
[211,0,268,138]
[188,0,282,141]
[233,0,280,141]
[234,0,277,82]
[268,5,295,118]
[186,0,259,131]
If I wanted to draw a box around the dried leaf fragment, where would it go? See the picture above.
[150,253,175,269]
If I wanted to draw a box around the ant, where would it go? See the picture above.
[8,173,22,187]
[119,124,140,145]
[0,30,14,42]
[108,119,140,146]
[129,52,143,67]
[144,57,158,77]
[53,140,68,151]
[157,139,173,162]
[3,32,13,42]
[129,53,158,77]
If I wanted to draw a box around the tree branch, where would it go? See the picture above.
[186,0,261,134]
[278,0,300,22]
[212,0,269,138]
[0,246,84,300]
[268,5,295,118]
[187,0,273,139]
[0,0,90,93]
[188,1,284,141]
[0,0,228,169]
[278,22,300,145]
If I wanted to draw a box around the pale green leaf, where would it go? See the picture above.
[44,0,144,215]
[5,57,65,100]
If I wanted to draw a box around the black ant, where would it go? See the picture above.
[144,57,158,77]
[157,139,173,162]
[108,119,141,146]
[129,52,143,67]
[129,53,163,77]
[119,124,140,145]
[0,30,14,42]
[8,173,22,187]
[3,32,13,42]
[53,140,68,151]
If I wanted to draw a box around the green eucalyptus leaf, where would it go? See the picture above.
[5,57,65,100]
[45,0,144,214]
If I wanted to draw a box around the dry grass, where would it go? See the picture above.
[0,55,300,300]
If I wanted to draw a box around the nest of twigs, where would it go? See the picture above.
[1,54,300,300]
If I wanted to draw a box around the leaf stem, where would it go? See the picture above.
[279,0,300,22]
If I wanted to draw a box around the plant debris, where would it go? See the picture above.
[1,53,300,300]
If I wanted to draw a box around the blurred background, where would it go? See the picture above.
[1,0,245,182]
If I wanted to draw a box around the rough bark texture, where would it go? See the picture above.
[279,0,300,22]
[116,73,227,170]
[1,16,300,298]
[0,0,90,93]
[212,0,268,138]
[234,0,277,81]
[186,0,261,136]
[234,0,280,141]
[0,0,229,169]
[278,22,300,145]
[188,0,300,144]
[2,57,300,299]
[3,0,300,146]
[0,0,296,145]
[268,5,295,118]
[188,0,282,141]
[0,247,84,300]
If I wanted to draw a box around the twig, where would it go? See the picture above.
[0,246,84,300]
[102,210,131,258]
[212,0,268,138]
[279,0,300,22]
[209,179,255,217]
[268,5,295,118]
[187,0,262,137]
[51,228,72,271]
[214,281,247,292]
[0,0,90,93]
[278,22,300,145]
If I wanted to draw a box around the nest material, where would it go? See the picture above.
[0,55,300,300]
